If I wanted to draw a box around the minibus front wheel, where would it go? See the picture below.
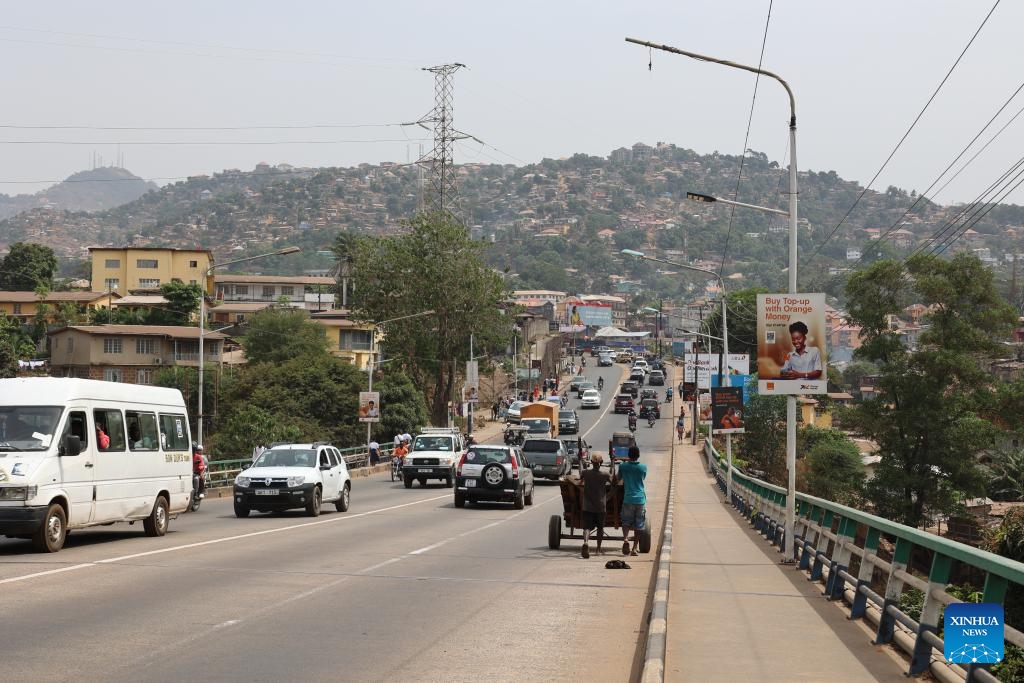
[33,503,67,553]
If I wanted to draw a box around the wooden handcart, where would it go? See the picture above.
[546,472,652,554]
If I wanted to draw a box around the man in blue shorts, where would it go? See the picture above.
[618,445,647,556]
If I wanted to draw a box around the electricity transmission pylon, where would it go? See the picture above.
[407,62,476,221]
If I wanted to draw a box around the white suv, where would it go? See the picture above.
[402,428,465,488]
[233,442,351,517]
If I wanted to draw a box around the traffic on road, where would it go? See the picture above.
[0,360,676,683]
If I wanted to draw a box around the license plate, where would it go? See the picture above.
[465,479,476,487]
[418,468,433,473]
[255,489,278,496]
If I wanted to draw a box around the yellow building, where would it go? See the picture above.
[310,310,378,370]
[89,247,213,294]
[0,291,115,324]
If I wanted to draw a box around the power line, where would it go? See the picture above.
[0,137,428,146]
[806,0,1002,264]
[719,0,774,279]
[0,123,405,131]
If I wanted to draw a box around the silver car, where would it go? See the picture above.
[454,444,535,509]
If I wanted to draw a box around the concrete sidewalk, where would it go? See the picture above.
[663,441,906,682]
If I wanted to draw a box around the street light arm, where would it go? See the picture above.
[205,246,302,276]
[625,38,795,122]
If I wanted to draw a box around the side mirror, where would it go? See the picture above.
[320,463,331,471]
[61,434,82,457]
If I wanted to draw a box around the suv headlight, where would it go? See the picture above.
[287,476,305,488]
[235,476,251,488]
[0,485,37,501]
[439,457,452,466]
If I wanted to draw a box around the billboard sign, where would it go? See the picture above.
[358,391,380,423]
[570,303,613,327]
[756,293,828,395]
[711,386,745,434]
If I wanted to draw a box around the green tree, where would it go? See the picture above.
[735,393,787,482]
[241,308,329,364]
[0,243,57,291]
[800,426,865,505]
[211,405,311,458]
[350,210,509,425]
[156,281,203,325]
[985,448,1024,501]
[844,254,1017,527]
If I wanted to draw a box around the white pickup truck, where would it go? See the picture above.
[402,427,465,488]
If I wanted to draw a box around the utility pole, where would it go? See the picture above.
[408,63,471,221]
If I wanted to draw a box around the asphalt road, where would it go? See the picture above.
[0,361,674,683]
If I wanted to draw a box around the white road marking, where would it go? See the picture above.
[0,493,452,585]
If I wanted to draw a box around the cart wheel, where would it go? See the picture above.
[638,527,652,554]
[548,515,562,550]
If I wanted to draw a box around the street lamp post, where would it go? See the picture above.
[623,249,734,502]
[197,246,300,448]
[627,36,800,563]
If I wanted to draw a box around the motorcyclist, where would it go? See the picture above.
[627,409,637,432]
[666,387,673,402]
[597,377,604,391]
[192,443,207,500]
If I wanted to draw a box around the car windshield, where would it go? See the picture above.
[523,439,559,452]
[616,394,632,401]
[254,449,316,468]
[559,410,574,419]
[413,436,453,451]
[521,419,550,432]
[508,402,525,412]
[0,406,62,451]
[578,382,594,389]
[466,447,511,464]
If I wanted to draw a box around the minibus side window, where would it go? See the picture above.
[158,413,190,451]
[94,409,126,452]
[126,411,159,451]
[62,411,89,449]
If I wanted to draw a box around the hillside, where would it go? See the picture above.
[0,167,156,221]
[2,145,1023,297]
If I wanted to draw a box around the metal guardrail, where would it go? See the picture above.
[207,445,396,488]
[704,441,1023,683]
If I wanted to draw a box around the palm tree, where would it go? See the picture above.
[986,448,1024,501]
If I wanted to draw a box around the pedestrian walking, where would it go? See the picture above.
[580,453,610,558]
[618,445,647,557]
[368,439,380,465]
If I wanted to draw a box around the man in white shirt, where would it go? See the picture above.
[368,439,380,465]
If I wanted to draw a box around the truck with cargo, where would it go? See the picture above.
[519,402,560,437]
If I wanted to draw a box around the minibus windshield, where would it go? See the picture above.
[0,406,62,450]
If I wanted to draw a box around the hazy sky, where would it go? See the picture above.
[2,1,1023,206]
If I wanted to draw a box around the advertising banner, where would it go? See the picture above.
[757,293,828,395]
[711,386,745,434]
[358,391,380,423]
[570,303,613,327]
[465,360,479,403]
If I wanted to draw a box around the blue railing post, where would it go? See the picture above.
[876,538,912,645]
[909,553,952,675]
[826,516,856,601]
[851,528,881,620]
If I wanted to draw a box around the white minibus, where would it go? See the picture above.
[0,378,193,552]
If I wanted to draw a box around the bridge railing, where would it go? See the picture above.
[206,445,395,488]
[704,441,1024,683]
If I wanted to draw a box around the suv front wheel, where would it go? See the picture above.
[306,487,321,517]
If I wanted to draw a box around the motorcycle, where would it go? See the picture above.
[628,415,637,433]
[561,394,569,407]
[597,377,604,391]
[665,388,673,403]
[188,472,207,512]
[391,455,403,482]
[647,415,656,428]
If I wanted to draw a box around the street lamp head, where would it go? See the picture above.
[686,192,717,203]
[621,249,646,259]
[276,246,301,255]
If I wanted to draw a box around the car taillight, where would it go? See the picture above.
[510,454,519,479]
[456,452,467,476]
[555,456,562,465]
